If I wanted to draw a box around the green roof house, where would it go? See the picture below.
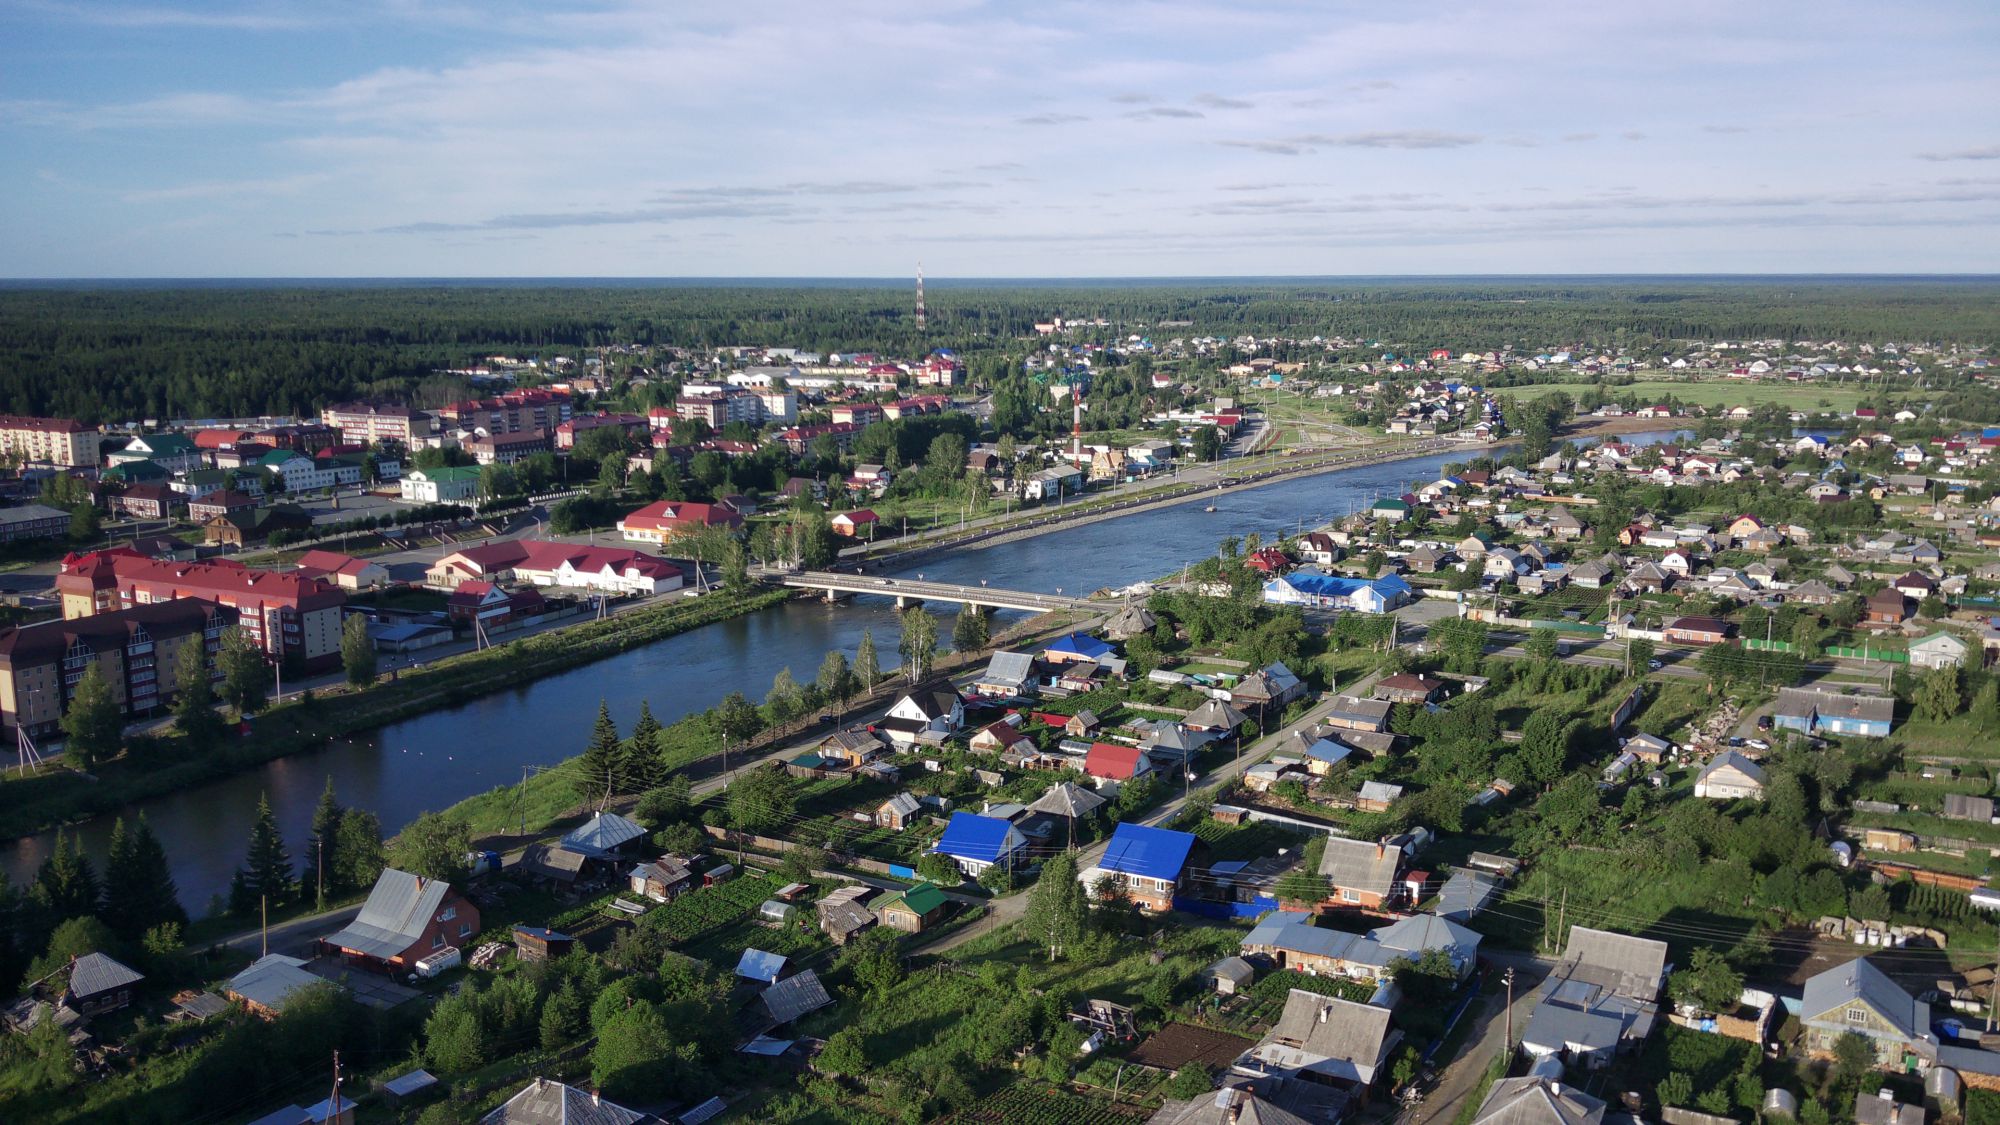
[874,882,947,933]
[102,459,169,484]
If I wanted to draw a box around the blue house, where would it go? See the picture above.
[1263,570,1411,613]
[1078,822,1199,911]
[1043,631,1114,665]
[1773,687,1895,739]
[931,812,1029,877]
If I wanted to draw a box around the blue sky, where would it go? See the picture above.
[3,0,1998,277]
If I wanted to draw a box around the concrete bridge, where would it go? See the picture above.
[777,570,1090,613]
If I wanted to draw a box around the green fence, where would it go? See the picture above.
[1530,620,1606,636]
[1827,645,1909,663]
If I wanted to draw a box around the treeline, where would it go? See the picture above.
[4,280,1998,422]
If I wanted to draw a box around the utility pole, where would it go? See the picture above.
[1557,888,1567,951]
[328,1049,343,1120]
[260,894,269,958]
[1503,966,1516,1055]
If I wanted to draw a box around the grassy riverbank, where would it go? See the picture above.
[0,586,790,841]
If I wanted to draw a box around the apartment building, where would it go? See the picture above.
[0,415,99,468]
[55,550,346,671]
[434,389,572,435]
[321,401,431,447]
[0,598,236,739]
[462,430,552,465]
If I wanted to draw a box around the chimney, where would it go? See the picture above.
[534,1076,544,1090]
[591,1090,601,1107]
[1376,842,1385,859]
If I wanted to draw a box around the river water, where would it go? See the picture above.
[1,444,1500,912]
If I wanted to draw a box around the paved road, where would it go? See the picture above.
[216,901,365,959]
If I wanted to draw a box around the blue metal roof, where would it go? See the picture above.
[1045,631,1114,660]
[735,948,788,983]
[1096,822,1197,882]
[933,812,1021,862]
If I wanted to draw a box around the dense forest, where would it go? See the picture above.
[0,279,1995,423]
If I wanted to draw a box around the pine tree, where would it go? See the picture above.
[33,829,101,923]
[172,637,224,748]
[230,793,294,915]
[854,629,880,690]
[59,662,123,769]
[578,700,622,804]
[622,702,664,793]
[103,816,185,938]
[306,777,344,907]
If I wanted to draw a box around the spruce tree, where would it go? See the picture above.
[230,793,294,915]
[306,777,344,906]
[103,816,185,938]
[578,700,622,803]
[33,829,100,924]
[622,701,664,793]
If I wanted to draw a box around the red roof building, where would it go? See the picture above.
[617,501,744,544]
[54,550,346,670]
[1084,742,1149,781]
[831,510,879,537]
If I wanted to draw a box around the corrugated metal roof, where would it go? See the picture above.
[227,954,327,1014]
[1096,822,1197,882]
[321,869,450,960]
[67,951,143,1000]
[479,1079,647,1125]
[560,811,647,858]
[760,969,833,1024]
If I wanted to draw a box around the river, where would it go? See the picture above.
[1,442,1523,912]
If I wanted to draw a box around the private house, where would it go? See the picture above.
[1436,869,1503,922]
[63,952,144,1017]
[815,729,882,768]
[1521,926,1668,1069]
[627,855,693,903]
[1262,571,1412,613]
[1324,695,1393,734]
[1043,631,1114,665]
[186,489,258,523]
[1894,571,1938,601]
[1694,751,1766,800]
[1624,733,1673,764]
[1319,837,1404,910]
[972,650,1035,698]
[831,509,879,538]
[967,720,1032,758]
[1104,603,1158,641]
[292,550,388,590]
[1469,1075,1606,1125]
[1187,698,1249,734]
[1078,823,1199,912]
[226,954,329,1019]
[1065,709,1102,738]
[560,811,647,862]
[1354,781,1404,813]
[445,581,545,629]
[1867,589,1911,624]
[1374,674,1445,706]
[1085,741,1154,784]
[1230,662,1307,710]
[874,793,922,831]
[931,812,1028,877]
[1234,991,1401,1101]
[1800,956,1934,1069]
[480,1079,645,1125]
[874,881,948,933]
[511,927,574,964]
[1242,910,1482,983]
[1028,780,1106,826]
[760,968,834,1027]
[879,685,963,746]
[1773,688,1896,739]
[319,869,480,973]
[1910,632,1969,670]
[1664,616,1735,646]
[817,886,878,946]
[1787,579,1841,606]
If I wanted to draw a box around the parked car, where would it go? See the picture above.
[1756,715,1774,731]
[1647,659,1663,671]
[1747,738,1770,751]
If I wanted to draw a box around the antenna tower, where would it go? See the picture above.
[915,263,927,332]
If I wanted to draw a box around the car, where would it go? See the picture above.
[1747,738,1770,751]
[1756,715,1774,731]
[1727,736,1746,747]
[1647,659,1663,671]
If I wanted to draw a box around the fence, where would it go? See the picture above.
[1172,895,1279,920]
[1828,645,1909,663]
[1744,638,1798,652]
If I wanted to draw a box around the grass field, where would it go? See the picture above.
[1487,379,1894,413]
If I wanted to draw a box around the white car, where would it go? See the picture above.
[1747,738,1770,751]
[1647,659,1663,671]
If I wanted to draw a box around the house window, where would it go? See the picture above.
[1342,889,1359,903]
[439,906,456,922]
[1846,1007,1867,1023]
[433,933,445,949]
[459,923,473,938]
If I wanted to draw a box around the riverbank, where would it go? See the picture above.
[0,585,790,842]
[853,436,1491,570]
